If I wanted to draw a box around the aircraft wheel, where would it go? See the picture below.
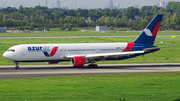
[15,66,20,69]
[88,64,98,68]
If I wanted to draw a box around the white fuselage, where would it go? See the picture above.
[3,43,128,62]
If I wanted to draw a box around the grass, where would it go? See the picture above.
[0,72,180,101]
[0,36,179,65]
[0,31,180,37]
[0,31,180,101]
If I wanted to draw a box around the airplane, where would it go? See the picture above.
[3,14,165,69]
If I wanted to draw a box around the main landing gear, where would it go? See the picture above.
[15,62,20,69]
[88,60,98,67]
[88,64,98,67]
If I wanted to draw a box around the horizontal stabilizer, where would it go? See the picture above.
[144,45,175,51]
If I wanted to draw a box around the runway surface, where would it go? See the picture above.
[0,63,180,79]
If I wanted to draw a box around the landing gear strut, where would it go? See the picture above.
[15,62,20,69]
[88,60,98,67]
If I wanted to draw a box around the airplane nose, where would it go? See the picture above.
[3,52,8,59]
[3,52,13,60]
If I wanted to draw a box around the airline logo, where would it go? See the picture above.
[144,29,153,36]
[144,21,161,37]
[28,46,50,52]
[28,46,58,57]
[43,46,58,57]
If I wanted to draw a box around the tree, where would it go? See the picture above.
[125,7,139,20]
[171,13,178,23]
[104,17,112,27]
[81,9,89,18]
[166,2,180,15]
[88,9,98,21]
[67,9,75,17]
[77,18,87,27]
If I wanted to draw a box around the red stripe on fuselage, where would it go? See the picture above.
[50,47,58,57]
[122,42,135,52]
[152,22,161,36]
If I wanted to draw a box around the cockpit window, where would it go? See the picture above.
[7,49,15,52]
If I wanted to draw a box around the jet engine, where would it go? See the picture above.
[71,56,87,67]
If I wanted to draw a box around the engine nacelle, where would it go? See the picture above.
[46,62,59,64]
[71,56,87,67]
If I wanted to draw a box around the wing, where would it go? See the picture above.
[64,51,144,60]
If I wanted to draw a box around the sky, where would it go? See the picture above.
[0,0,179,9]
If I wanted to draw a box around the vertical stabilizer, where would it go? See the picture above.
[134,14,163,45]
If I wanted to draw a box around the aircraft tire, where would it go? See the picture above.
[15,66,20,69]
[88,64,98,68]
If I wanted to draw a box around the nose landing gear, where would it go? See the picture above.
[14,62,20,69]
